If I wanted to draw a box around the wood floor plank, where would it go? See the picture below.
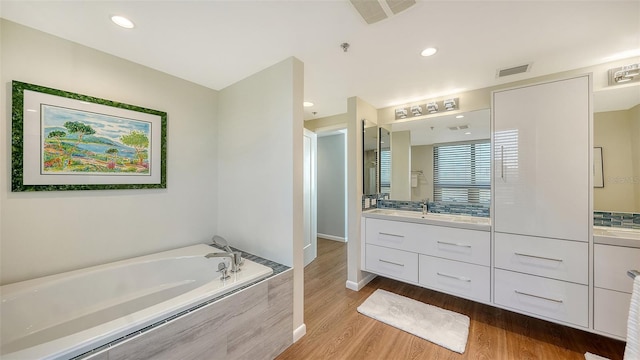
[276,238,626,359]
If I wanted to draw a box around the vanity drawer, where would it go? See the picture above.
[419,255,490,303]
[494,269,588,327]
[594,287,631,339]
[365,244,418,283]
[594,244,640,293]
[495,233,588,284]
[365,218,423,252]
[420,227,490,266]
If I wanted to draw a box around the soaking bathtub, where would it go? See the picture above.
[0,244,274,360]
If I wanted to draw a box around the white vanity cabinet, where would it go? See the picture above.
[492,75,591,328]
[362,216,491,303]
[593,244,640,339]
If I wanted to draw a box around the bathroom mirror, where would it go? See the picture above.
[363,120,378,195]
[593,84,640,212]
[389,108,491,204]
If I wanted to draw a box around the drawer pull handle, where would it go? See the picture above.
[514,290,563,303]
[437,272,471,282]
[437,241,472,248]
[379,259,404,267]
[379,232,404,238]
[514,252,563,263]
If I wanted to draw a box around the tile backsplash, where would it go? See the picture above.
[376,200,490,218]
[367,202,637,226]
[593,211,640,229]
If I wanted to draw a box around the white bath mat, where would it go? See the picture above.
[585,352,610,360]
[357,289,470,354]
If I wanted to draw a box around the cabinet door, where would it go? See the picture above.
[594,287,631,339]
[493,76,590,241]
[594,244,640,293]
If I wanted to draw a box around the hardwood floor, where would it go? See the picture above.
[276,238,626,360]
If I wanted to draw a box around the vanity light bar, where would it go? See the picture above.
[394,98,459,120]
[609,63,640,85]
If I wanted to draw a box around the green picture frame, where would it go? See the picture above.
[11,80,167,191]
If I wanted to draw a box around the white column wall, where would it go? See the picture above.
[217,57,305,338]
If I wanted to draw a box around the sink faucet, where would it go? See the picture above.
[422,198,429,215]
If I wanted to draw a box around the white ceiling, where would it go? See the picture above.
[1,1,639,120]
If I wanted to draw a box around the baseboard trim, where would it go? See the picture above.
[317,233,347,242]
[345,272,377,291]
[293,323,306,343]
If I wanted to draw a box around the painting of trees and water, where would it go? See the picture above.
[42,105,151,175]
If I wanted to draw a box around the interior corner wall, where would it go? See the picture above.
[347,96,376,287]
[0,20,219,285]
[216,56,304,338]
[317,134,346,240]
[217,57,302,267]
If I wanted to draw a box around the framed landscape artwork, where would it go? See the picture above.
[11,81,167,191]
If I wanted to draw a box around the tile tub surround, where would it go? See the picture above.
[377,200,490,218]
[594,211,640,229]
[76,246,291,360]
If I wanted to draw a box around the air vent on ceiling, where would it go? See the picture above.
[349,0,416,24]
[448,125,469,131]
[496,63,532,78]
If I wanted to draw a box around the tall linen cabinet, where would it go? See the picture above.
[492,75,592,328]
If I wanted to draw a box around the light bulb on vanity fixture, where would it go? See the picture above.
[410,105,423,116]
[443,98,458,111]
[395,108,408,119]
[426,102,438,113]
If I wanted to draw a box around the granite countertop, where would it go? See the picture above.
[362,209,491,231]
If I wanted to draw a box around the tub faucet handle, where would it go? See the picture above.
[217,262,230,280]
[231,251,244,272]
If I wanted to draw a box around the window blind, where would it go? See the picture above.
[433,141,490,203]
[380,149,391,194]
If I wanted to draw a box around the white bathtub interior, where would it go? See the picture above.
[0,244,274,360]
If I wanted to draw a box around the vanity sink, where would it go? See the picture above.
[594,226,640,248]
[594,227,640,240]
[363,209,490,230]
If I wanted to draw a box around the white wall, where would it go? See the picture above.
[0,20,219,285]
[317,133,346,241]
[216,57,305,336]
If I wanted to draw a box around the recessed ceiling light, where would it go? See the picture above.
[303,102,314,107]
[464,132,471,135]
[421,47,437,57]
[111,15,135,29]
[456,115,464,119]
